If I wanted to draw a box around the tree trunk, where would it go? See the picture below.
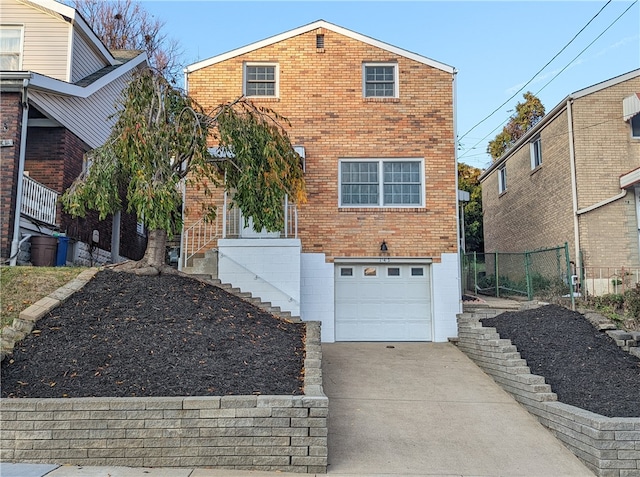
[109,228,177,276]
[142,228,167,268]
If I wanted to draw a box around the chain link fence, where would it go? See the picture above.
[463,243,574,302]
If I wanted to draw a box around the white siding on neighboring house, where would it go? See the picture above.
[29,70,135,148]
[71,28,108,82]
[3,0,70,81]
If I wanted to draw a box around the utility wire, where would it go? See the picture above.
[534,0,637,97]
[459,0,637,161]
[457,0,612,145]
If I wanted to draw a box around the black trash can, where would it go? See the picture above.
[30,236,58,266]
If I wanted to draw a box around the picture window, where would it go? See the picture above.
[339,159,423,207]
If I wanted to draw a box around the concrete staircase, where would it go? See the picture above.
[193,274,302,323]
[182,248,218,278]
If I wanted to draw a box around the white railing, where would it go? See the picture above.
[21,175,58,225]
[182,197,298,269]
[182,215,220,268]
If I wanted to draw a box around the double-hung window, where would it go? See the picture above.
[339,159,423,207]
[244,63,278,98]
[632,114,640,139]
[363,63,398,98]
[498,165,507,194]
[0,26,23,70]
[530,135,542,169]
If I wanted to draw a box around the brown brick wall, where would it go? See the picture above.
[15,123,145,261]
[482,74,640,269]
[186,28,457,261]
[0,93,23,259]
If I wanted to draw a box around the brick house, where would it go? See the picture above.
[183,20,461,342]
[480,69,640,295]
[1,0,148,266]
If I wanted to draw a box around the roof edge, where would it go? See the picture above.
[26,52,147,98]
[479,68,640,182]
[185,19,455,75]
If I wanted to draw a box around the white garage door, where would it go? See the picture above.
[335,263,432,341]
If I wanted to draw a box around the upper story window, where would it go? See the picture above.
[244,63,278,97]
[339,159,423,207]
[0,26,24,70]
[363,63,398,98]
[530,135,542,169]
[632,114,640,139]
[498,165,507,194]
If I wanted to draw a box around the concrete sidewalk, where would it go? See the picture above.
[2,342,593,477]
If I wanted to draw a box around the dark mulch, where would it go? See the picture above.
[482,304,640,418]
[1,269,306,398]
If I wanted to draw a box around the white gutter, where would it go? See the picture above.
[576,190,627,215]
[567,99,581,282]
[9,79,30,266]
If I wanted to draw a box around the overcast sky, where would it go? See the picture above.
[141,0,640,169]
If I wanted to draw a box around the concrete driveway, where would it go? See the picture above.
[322,342,593,477]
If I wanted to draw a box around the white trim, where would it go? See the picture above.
[623,93,640,122]
[498,164,507,193]
[243,62,279,98]
[25,53,147,98]
[621,167,640,189]
[66,18,74,82]
[362,62,399,98]
[338,158,425,208]
[185,20,455,74]
[0,25,25,70]
[530,135,542,169]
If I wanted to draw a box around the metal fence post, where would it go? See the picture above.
[525,251,533,301]
[495,252,500,298]
[565,242,575,310]
[473,251,477,295]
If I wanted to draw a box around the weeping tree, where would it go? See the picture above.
[62,69,306,275]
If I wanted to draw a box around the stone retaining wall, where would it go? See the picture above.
[1,269,328,473]
[457,310,640,477]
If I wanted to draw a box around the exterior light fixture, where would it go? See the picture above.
[380,240,388,252]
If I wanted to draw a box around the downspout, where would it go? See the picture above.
[452,69,462,310]
[567,99,581,282]
[9,78,30,266]
[178,68,189,271]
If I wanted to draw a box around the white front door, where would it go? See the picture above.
[335,263,432,341]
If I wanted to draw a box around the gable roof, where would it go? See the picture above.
[480,68,640,181]
[185,19,455,75]
[19,0,117,66]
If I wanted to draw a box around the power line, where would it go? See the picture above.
[458,0,637,161]
[457,0,613,145]
[534,0,637,97]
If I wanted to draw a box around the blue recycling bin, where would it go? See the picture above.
[56,236,69,266]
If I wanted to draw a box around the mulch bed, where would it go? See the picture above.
[482,304,640,418]
[1,269,306,398]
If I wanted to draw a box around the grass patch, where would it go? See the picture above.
[0,266,87,328]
